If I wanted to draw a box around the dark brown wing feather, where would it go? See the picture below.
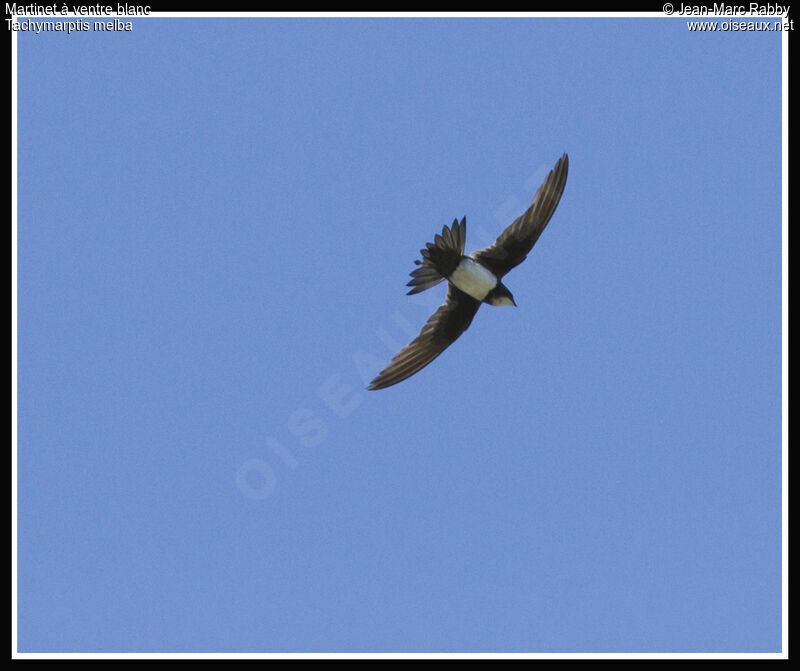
[367,285,481,390]
[473,153,569,278]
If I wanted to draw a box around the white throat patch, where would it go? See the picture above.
[491,295,515,307]
[449,257,498,301]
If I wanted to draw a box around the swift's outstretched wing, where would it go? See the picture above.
[473,153,569,278]
[367,285,481,390]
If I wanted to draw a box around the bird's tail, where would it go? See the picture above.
[406,217,466,295]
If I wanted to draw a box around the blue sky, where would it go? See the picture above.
[17,17,782,653]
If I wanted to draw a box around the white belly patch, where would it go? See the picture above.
[449,257,498,301]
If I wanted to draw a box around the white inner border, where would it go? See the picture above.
[10,10,789,660]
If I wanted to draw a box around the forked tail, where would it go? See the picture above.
[406,217,466,295]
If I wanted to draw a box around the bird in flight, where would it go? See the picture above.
[367,153,569,390]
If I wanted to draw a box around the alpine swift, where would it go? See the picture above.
[367,153,569,391]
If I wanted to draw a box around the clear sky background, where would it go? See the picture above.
[17,17,782,653]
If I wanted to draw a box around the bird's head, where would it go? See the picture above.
[487,283,516,307]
